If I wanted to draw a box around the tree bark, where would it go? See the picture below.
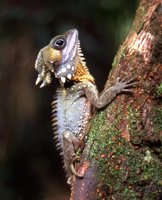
[71,0,162,199]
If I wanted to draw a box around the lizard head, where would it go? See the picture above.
[35,29,81,87]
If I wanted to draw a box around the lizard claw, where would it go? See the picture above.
[122,77,138,85]
[123,78,139,90]
[70,163,84,178]
[67,176,74,185]
[115,76,139,94]
[70,155,84,179]
[120,76,138,86]
[118,76,137,84]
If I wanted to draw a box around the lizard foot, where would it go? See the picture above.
[67,155,83,185]
[70,155,84,178]
[116,76,138,93]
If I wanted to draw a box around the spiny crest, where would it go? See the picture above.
[78,41,86,67]
[51,99,59,137]
[51,97,63,154]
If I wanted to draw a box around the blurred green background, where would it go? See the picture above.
[0,0,138,199]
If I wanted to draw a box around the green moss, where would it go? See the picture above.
[88,102,123,159]
[112,47,126,68]
[153,107,162,137]
[156,83,162,97]
[112,54,119,68]
[127,106,142,144]
[132,4,148,33]
[122,187,137,200]
[87,103,162,199]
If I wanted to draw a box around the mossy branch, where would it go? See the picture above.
[71,0,162,199]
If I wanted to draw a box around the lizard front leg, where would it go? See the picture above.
[63,131,83,184]
[85,77,137,108]
[68,77,137,109]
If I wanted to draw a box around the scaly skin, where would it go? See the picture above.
[35,29,136,184]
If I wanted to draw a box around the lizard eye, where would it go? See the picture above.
[53,37,66,50]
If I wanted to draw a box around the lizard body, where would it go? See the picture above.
[35,29,136,183]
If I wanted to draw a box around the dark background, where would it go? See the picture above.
[0,0,138,199]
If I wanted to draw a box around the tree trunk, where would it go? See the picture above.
[71,0,162,199]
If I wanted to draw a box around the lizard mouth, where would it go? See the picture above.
[35,55,77,87]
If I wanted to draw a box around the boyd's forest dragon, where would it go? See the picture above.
[35,29,136,184]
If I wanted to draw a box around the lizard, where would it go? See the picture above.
[34,29,137,184]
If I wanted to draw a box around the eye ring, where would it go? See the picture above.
[52,36,66,50]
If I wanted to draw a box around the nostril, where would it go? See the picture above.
[53,61,60,68]
[47,61,59,73]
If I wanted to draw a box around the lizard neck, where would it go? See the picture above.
[72,60,95,84]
